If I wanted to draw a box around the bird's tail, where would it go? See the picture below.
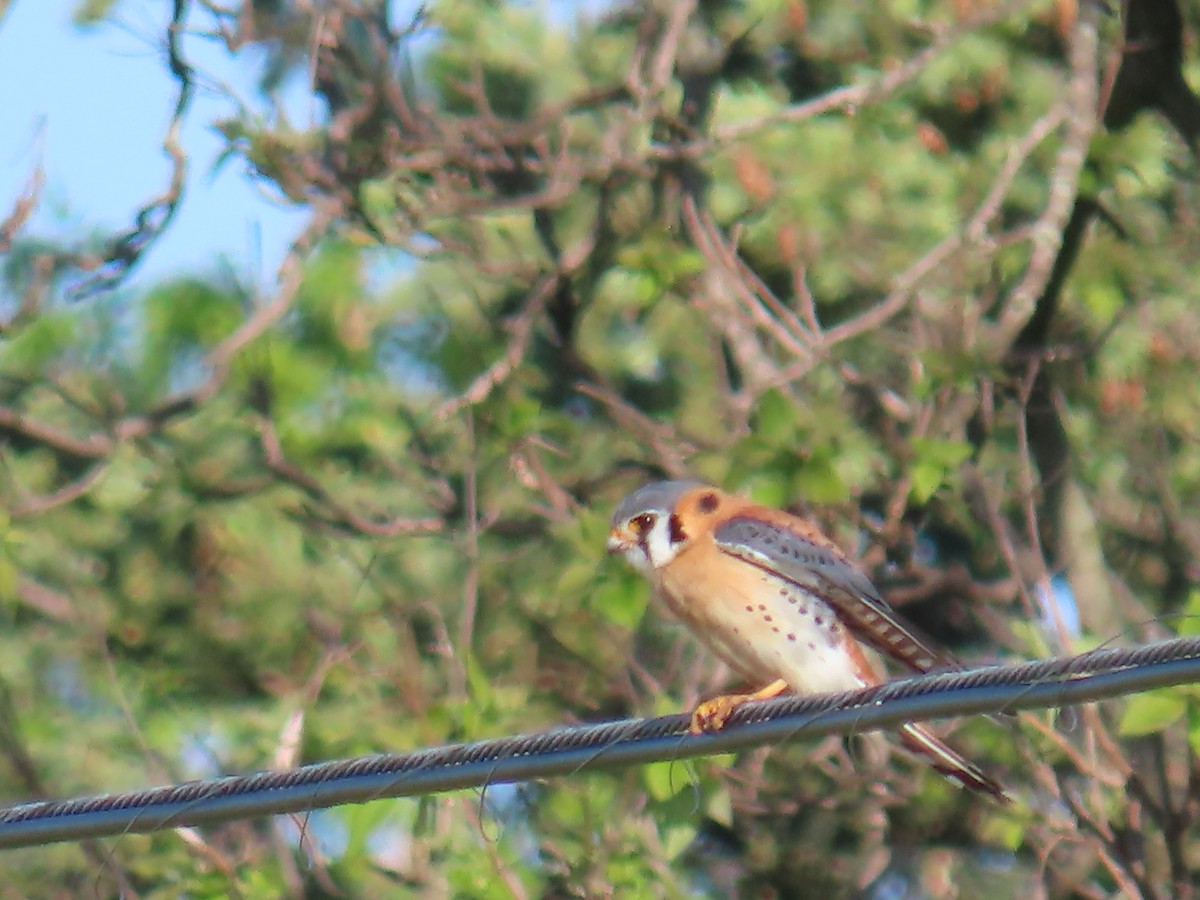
[898,722,1008,802]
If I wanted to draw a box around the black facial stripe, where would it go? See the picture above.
[636,529,651,556]
[668,513,687,545]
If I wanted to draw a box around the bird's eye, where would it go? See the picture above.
[630,513,656,535]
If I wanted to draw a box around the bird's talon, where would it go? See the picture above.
[689,696,743,734]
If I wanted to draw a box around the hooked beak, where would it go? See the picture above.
[607,528,634,555]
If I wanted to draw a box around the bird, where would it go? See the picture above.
[606,479,1007,800]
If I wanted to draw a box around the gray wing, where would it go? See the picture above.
[713,517,956,673]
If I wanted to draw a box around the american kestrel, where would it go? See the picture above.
[607,480,1006,800]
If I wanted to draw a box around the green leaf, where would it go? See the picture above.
[590,576,647,630]
[0,313,75,373]
[498,395,542,437]
[705,784,734,828]
[745,476,790,509]
[1188,707,1200,757]
[753,389,798,445]
[0,557,16,601]
[1179,588,1200,636]
[92,456,153,513]
[1119,689,1187,737]
[642,760,691,801]
[980,811,1027,852]
[662,824,697,860]
[795,447,850,504]
[909,438,973,503]
[464,653,495,708]
[143,278,243,348]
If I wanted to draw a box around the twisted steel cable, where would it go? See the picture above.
[2,636,1199,850]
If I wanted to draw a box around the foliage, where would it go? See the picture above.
[1,0,1199,896]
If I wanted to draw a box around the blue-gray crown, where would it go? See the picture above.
[610,480,704,525]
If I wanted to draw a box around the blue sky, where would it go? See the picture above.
[0,0,308,290]
[0,1,606,296]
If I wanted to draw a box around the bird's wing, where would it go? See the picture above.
[712,516,956,673]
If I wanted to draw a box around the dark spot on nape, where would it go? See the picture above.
[787,633,797,641]
[806,641,817,651]
[771,626,779,633]
[668,513,687,544]
[744,604,754,612]
[697,491,720,513]
[763,615,773,622]
[813,615,823,626]
[758,604,766,611]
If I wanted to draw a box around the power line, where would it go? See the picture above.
[2,636,1199,850]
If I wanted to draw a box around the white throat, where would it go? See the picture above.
[636,515,685,571]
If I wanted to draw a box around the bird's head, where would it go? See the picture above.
[607,479,707,573]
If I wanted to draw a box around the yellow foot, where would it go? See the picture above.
[689,695,748,733]
[688,679,790,734]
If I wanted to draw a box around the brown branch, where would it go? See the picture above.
[0,160,42,255]
[435,275,556,419]
[257,415,443,538]
[1103,0,1200,154]
[8,462,106,518]
[0,406,114,461]
[647,1,696,97]
[0,672,136,892]
[574,381,696,479]
[993,0,1101,345]
[13,578,77,623]
[0,204,330,475]
[708,1,1029,146]
[1062,787,1159,899]
[452,412,480,699]
[684,197,815,361]
[69,0,196,299]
